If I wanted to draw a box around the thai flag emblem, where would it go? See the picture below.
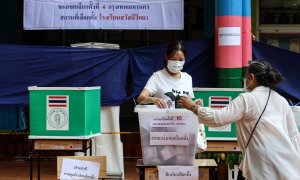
[208,96,232,132]
[48,96,68,107]
[46,95,69,130]
[209,96,231,109]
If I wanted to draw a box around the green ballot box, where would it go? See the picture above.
[28,86,101,137]
[193,88,244,140]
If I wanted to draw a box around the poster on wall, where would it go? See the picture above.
[261,34,300,53]
[290,38,299,53]
[24,0,184,30]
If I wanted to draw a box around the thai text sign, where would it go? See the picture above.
[150,115,188,128]
[157,166,198,180]
[150,132,189,146]
[60,158,100,179]
[24,0,184,30]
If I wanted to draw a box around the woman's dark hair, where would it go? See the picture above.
[248,60,283,88]
[164,41,186,67]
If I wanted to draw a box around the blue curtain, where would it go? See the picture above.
[128,39,216,100]
[253,41,300,103]
[0,39,300,130]
[0,45,129,106]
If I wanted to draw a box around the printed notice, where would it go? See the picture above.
[150,132,189,146]
[150,115,187,128]
[158,166,198,180]
[60,158,100,180]
[218,27,241,46]
[24,0,184,30]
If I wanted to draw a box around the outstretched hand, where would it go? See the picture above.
[177,96,196,111]
[194,98,203,106]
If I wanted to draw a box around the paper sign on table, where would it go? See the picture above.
[60,158,100,179]
[157,166,198,180]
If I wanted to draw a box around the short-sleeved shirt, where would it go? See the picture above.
[144,68,194,99]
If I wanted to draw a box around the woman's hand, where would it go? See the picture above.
[194,98,203,106]
[177,96,196,111]
[152,97,167,108]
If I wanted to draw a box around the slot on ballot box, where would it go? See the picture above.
[135,106,198,165]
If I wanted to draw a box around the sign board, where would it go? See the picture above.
[60,158,100,179]
[218,27,241,46]
[193,88,244,140]
[24,0,184,30]
[57,156,106,179]
[157,166,198,180]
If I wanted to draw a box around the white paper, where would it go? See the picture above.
[24,0,184,30]
[159,146,176,161]
[157,166,198,180]
[150,115,188,128]
[150,132,189,145]
[60,158,100,180]
[218,27,241,46]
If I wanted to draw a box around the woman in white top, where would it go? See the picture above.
[178,60,300,180]
[137,41,207,152]
[137,41,195,108]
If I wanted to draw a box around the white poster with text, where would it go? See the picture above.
[218,27,241,46]
[150,132,189,146]
[157,166,198,180]
[60,158,100,180]
[24,0,184,30]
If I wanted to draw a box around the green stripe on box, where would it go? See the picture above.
[216,68,243,88]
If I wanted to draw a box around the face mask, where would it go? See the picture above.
[243,76,253,92]
[167,60,185,73]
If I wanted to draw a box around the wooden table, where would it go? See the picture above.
[136,159,217,180]
[28,135,98,180]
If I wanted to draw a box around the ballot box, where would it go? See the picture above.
[135,106,198,165]
[28,86,101,137]
[193,88,243,140]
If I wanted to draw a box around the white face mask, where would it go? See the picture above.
[243,76,253,92]
[167,60,185,73]
[243,78,249,92]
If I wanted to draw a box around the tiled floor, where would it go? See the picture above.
[0,158,139,180]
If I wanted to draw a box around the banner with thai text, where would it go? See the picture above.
[24,0,184,30]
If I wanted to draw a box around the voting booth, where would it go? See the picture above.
[135,106,198,165]
[193,88,244,141]
[28,86,101,137]
[28,86,102,180]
